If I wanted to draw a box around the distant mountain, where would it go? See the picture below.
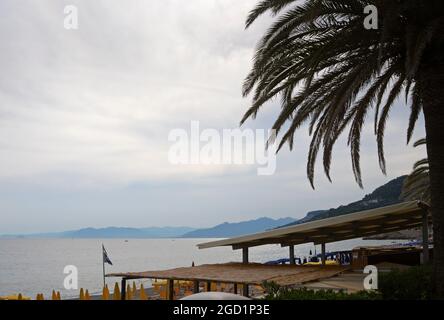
[279,175,407,228]
[1,177,408,239]
[1,217,297,239]
[181,217,295,238]
[2,226,196,239]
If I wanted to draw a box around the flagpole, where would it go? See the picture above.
[102,244,106,289]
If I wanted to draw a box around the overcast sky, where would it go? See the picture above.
[0,0,426,234]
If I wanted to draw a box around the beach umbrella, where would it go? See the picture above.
[0,294,29,300]
[113,282,121,300]
[79,288,85,300]
[102,285,110,300]
[52,290,57,300]
[85,290,91,300]
[132,282,137,297]
[140,284,147,300]
[126,284,132,300]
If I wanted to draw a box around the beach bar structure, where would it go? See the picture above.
[198,201,431,266]
[107,201,431,300]
[107,263,349,300]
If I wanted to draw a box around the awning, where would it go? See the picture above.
[107,263,348,286]
[198,201,429,250]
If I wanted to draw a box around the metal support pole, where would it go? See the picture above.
[121,278,127,300]
[167,279,174,300]
[289,245,295,265]
[321,243,326,266]
[422,209,430,264]
[193,280,199,293]
[242,247,249,264]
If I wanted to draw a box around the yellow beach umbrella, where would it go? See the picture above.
[126,284,132,300]
[0,294,31,300]
[113,282,121,300]
[139,284,147,300]
[132,282,137,296]
[102,285,110,300]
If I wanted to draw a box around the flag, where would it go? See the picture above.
[102,244,113,265]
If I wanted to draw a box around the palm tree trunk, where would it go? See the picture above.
[421,65,444,298]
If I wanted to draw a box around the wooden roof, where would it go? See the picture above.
[198,201,429,250]
[107,263,348,286]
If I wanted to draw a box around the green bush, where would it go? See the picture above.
[262,265,433,300]
[378,265,432,300]
[262,282,381,300]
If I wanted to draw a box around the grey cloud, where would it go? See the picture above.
[0,0,426,233]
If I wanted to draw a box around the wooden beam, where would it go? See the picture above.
[280,237,310,247]
[232,238,287,249]
[289,245,295,265]
[206,281,211,292]
[232,243,254,250]
[243,284,249,298]
[321,243,326,266]
[121,278,127,301]
[167,279,174,300]
[314,234,358,245]
[242,247,249,264]
[193,280,199,294]
[233,283,238,294]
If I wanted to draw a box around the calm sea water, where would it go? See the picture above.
[0,238,401,298]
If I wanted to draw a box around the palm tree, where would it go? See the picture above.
[242,0,444,296]
[402,138,430,203]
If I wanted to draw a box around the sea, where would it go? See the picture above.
[0,238,403,299]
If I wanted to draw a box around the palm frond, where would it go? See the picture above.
[401,138,430,203]
[242,0,443,187]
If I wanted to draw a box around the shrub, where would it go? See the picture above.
[262,282,381,300]
[262,265,433,300]
[378,265,432,300]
